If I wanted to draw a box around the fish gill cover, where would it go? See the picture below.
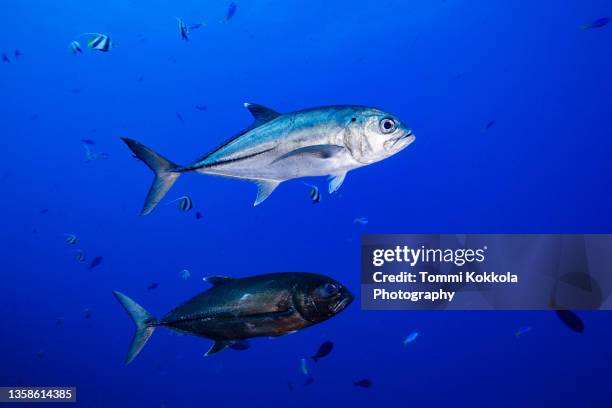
[0,0,611,407]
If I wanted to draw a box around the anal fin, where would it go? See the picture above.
[328,172,347,193]
[253,180,281,206]
[204,341,229,357]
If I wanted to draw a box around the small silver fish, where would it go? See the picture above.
[300,358,308,375]
[64,234,78,245]
[122,104,415,215]
[353,217,368,225]
[403,331,419,345]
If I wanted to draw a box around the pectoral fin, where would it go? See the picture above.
[253,180,281,206]
[204,341,229,357]
[328,172,347,193]
[271,145,344,164]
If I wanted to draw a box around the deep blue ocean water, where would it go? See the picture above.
[1,0,612,406]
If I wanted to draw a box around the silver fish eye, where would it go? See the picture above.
[379,118,397,134]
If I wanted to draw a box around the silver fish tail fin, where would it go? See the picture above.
[121,137,181,215]
[113,291,159,365]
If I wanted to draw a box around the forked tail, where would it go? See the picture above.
[121,137,181,215]
[113,291,159,365]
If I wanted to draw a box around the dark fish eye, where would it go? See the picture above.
[379,118,396,134]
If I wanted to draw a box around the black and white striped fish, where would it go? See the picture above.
[169,196,193,212]
[86,33,112,52]
[176,17,189,41]
[302,183,321,204]
[64,234,78,245]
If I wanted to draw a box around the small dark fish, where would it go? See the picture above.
[195,211,203,220]
[189,23,205,30]
[30,114,39,121]
[485,120,495,130]
[137,75,144,82]
[39,208,49,214]
[56,317,64,326]
[354,379,373,388]
[176,112,184,122]
[14,49,22,58]
[308,185,320,203]
[304,377,315,386]
[37,350,45,360]
[228,340,250,351]
[555,310,584,333]
[287,382,293,391]
[224,2,237,22]
[195,105,208,111]
[311,341,333,362]
[81,138,96,145]
[170,195,193,212]
[84,309,93,319]
[2,53,10,64]
[147,282,159,290]
[71,88,81,94]
[582,17,609,30]
[88,256,103,270]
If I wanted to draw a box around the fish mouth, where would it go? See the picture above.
[332,293,353,314]
[385,130,416,150]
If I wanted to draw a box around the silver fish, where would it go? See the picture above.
[122,103,415,215]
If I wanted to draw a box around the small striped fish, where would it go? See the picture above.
[87,33,112,52]
[302,182,321,204]
[169,196,194,212]
[69,41,83,55]
[64,234,78,245]
[176,17,189,40]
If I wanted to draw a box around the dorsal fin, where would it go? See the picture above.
[244,103,280,126]
[204,275,235,286]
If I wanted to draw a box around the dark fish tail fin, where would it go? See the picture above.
[121,138,181,215]
[113,291,159,365]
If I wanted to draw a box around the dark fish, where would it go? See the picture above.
[287,382,293,391]
[84,309,93,319]
[311,341,333,362]
[176,112,184,122]
[39,208,49,214]
[304,377,315,386]
[354,379,373,388]
[555,310,584,333]
[228,340,250,351]
[71,88,81,94]
[137,75,144,82]
[30,114,39,121]
[224,2,237,22]
[37,350,45,360]
[2,53,10,63]
[485,120,495,130]
[88,256,103,270]
[195,211,203,219]
[14,49,21,58]
[195,105,208,111]
[147,282,159,290]
[582,17,609,30]
[113,272,353,364]
[56,317,64,326]
[81,138,96,145]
